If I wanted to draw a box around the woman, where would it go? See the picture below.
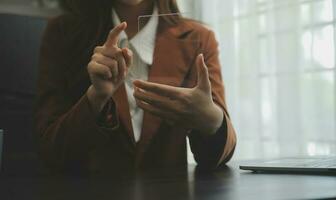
[35,0,236,174]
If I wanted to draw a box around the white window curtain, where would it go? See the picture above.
[180,0,336,160]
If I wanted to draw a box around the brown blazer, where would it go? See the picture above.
[35,15,236,174]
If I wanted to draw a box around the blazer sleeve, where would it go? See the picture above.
[188,29,237,169]
[34,18,119,172]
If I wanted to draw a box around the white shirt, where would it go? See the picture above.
[112,7,159,142]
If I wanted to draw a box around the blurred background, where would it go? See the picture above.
[0,0,335,169]
[182,0,336,161]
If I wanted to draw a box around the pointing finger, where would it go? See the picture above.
[104,22,127,47]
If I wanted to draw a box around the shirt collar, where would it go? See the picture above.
[112,7,159,65]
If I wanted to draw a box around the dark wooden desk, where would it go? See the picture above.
[1,162,336,200]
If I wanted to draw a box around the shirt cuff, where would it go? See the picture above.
[189,116,228,168]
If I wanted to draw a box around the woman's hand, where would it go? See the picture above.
[87,22,133,116]
[133,54,224,135]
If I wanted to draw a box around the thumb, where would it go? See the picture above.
[196,54,211,92]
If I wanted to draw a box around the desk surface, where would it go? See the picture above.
[1,162,336,200]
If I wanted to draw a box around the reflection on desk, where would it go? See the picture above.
[1,163,336,200]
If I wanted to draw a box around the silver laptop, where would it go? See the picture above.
[239,156,336,174]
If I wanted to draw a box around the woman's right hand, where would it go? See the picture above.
[87,22,133,115]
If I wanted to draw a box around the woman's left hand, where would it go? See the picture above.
[133,54,224,136]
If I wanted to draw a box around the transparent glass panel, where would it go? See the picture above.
[135,14,202,163]
[135,13,201,86]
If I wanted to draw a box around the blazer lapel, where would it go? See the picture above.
[138,20,201,148]
[112,84,136,146]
